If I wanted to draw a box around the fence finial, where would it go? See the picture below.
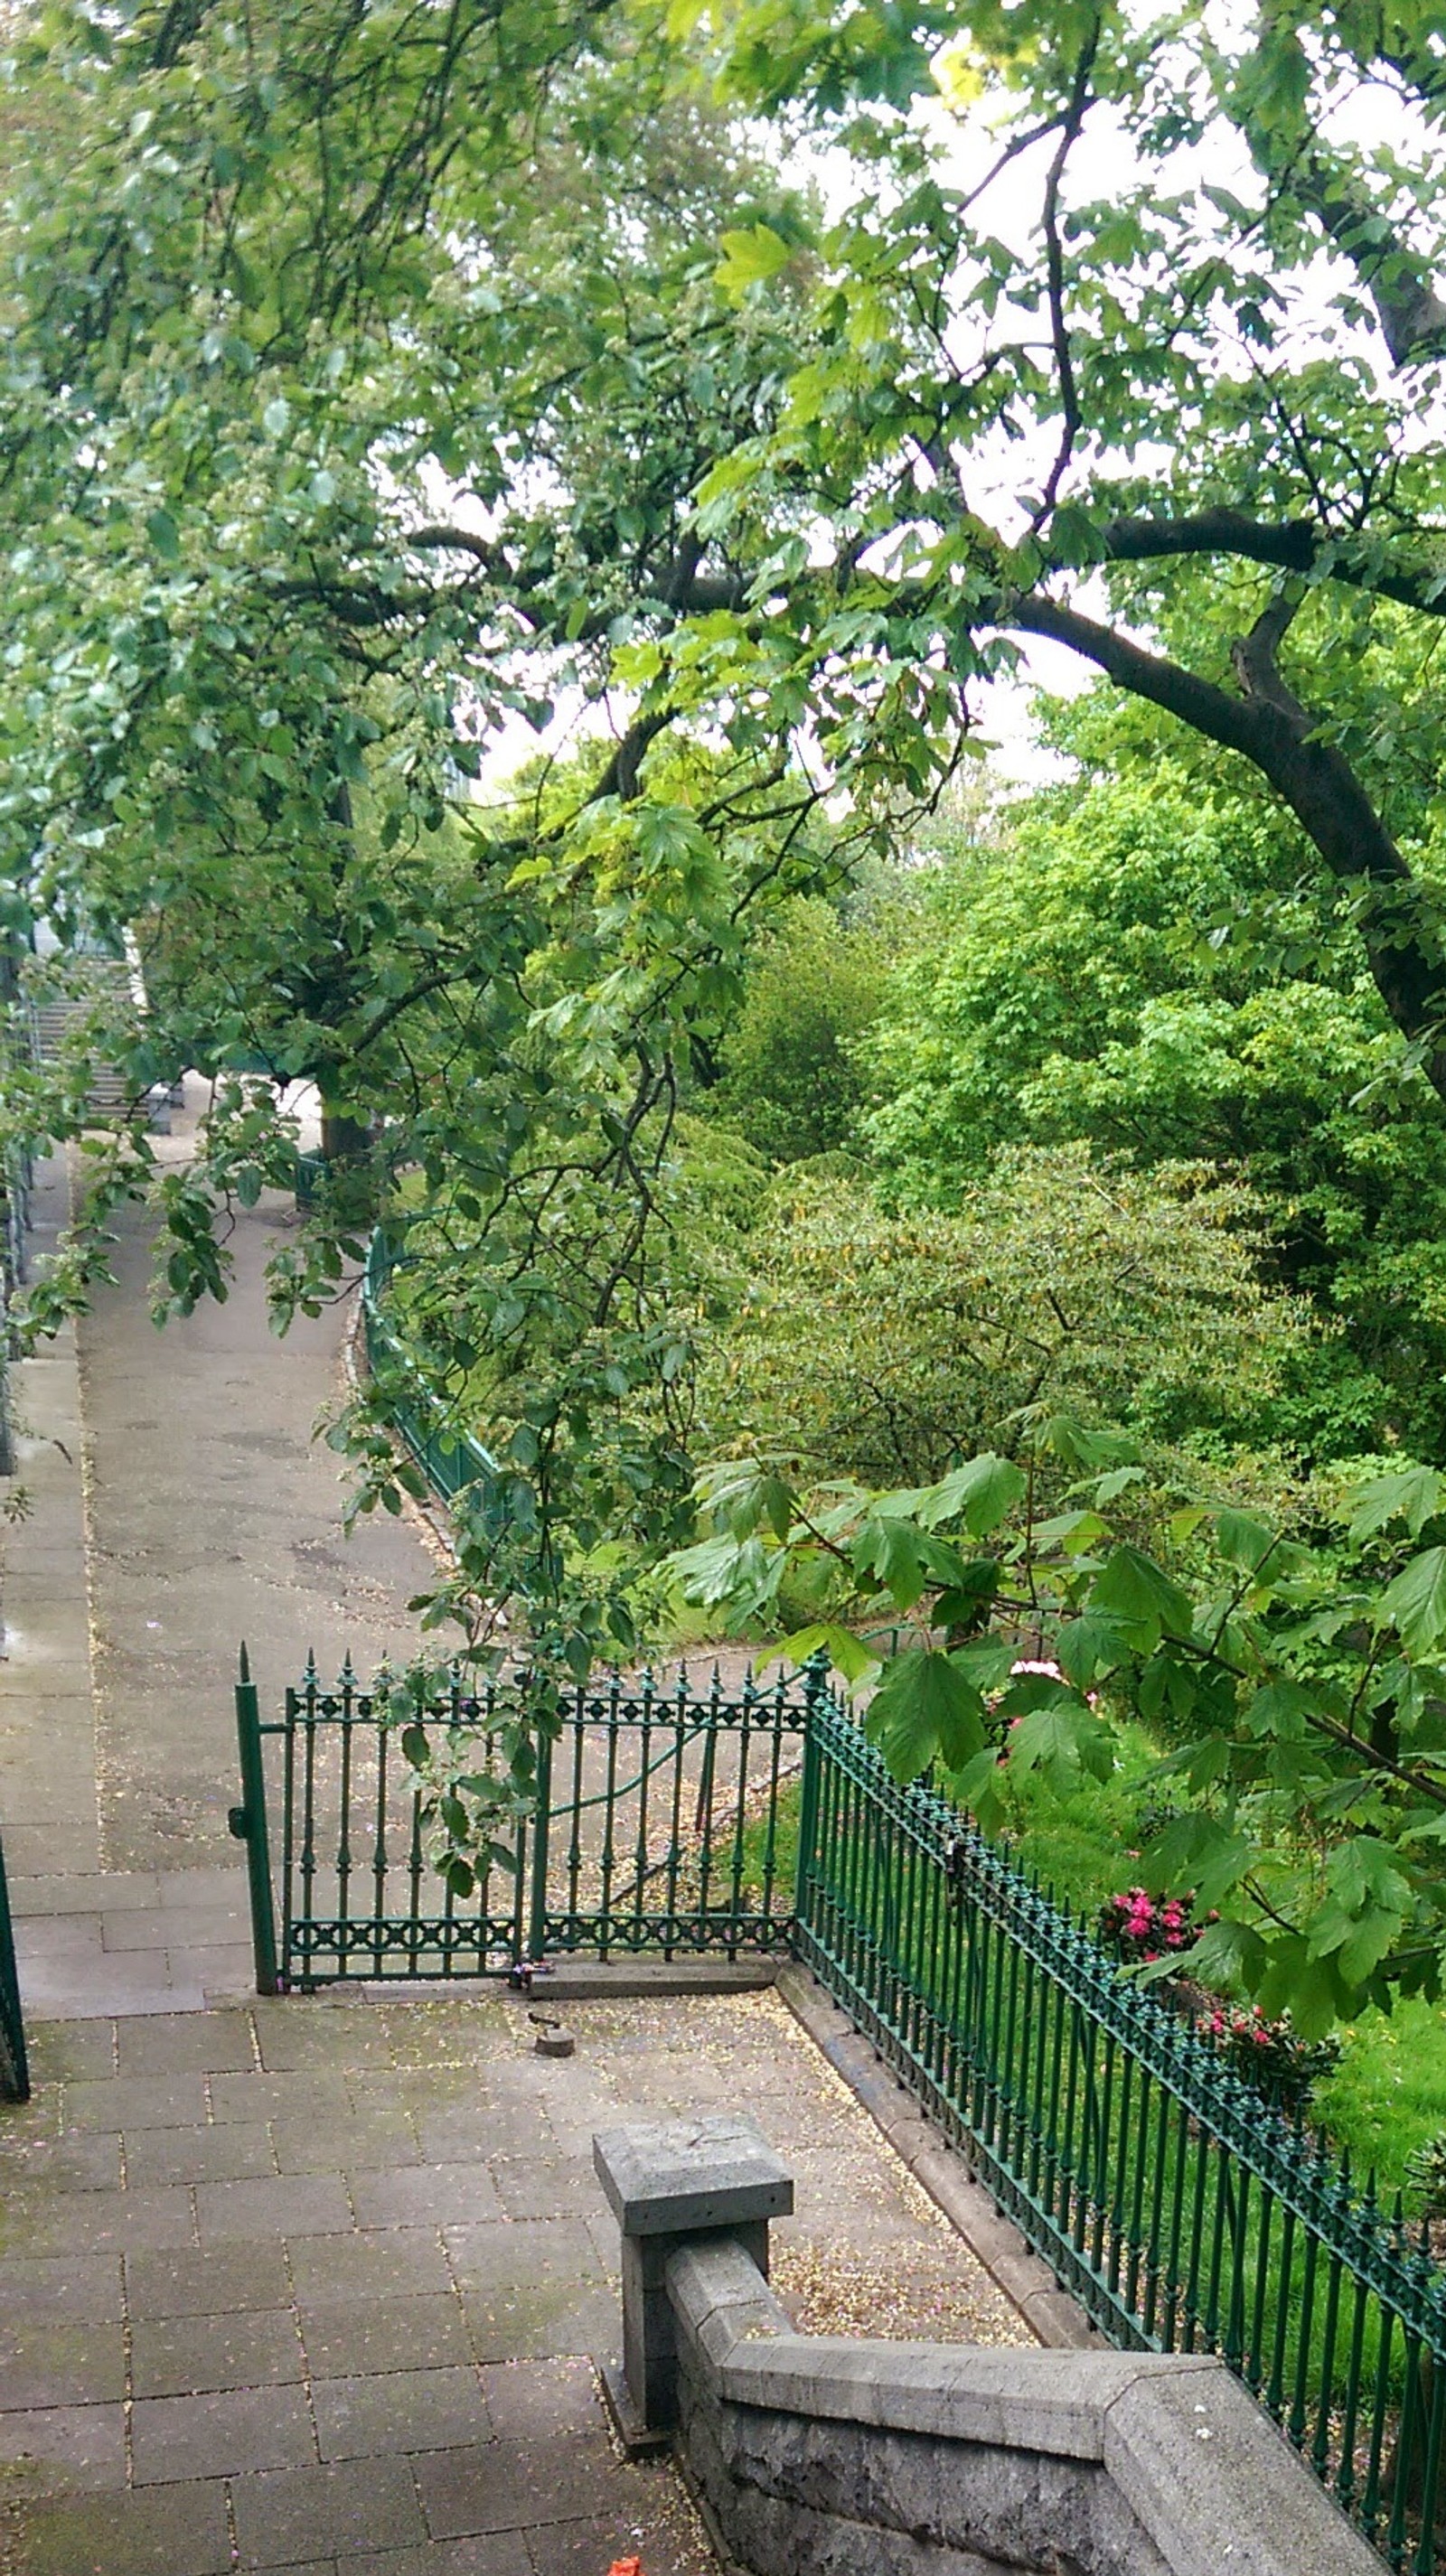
[239,1640,250,1686]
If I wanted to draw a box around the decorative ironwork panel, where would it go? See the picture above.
[243,1653,809,1994]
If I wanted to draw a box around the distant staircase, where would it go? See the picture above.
[23,945,169,1131]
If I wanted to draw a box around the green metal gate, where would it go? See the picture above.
[230,1646,813,1995]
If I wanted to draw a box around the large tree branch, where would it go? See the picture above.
[1003,589,1446,1082]
[1096,509,1446,616]
[1294,155,1446,370]
[1031,22,1100,531]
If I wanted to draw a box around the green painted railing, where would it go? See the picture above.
[239,1652,807,1992]
[796,1691,1446,2573]
[360,1231,497,1505]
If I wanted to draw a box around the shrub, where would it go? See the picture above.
[1097,1886,1204,1964]
[1202,2003,1342,2114]
[1404,2129,1446,2221]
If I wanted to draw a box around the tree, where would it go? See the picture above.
[0,1,869,1695]
[864,763,1446,1456]
[673,1420,1446,2036]
[705,895,885,1163]
[699,1144,1314,1486]
[663,0,1446,1100]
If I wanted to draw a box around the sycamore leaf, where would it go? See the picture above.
[1310,1837,1413,1991]
[1033,1508,1110,1555]
[669,1533,781,1617]
[1005,1698,1114,1787]
[716,225,793,296]
[1244,1680,1316,1739]
[949,1745,1006,1832]
[1380,1546,1446,1653]
[1055,1608,1133,1687]
[770,1623,878,1685]
[1140,1812,1250,1911]
[1347,1466,1444,1544]
[931,1560,1001,1630]
[1215,1508,1277,1571]
[918,1452,1026,1537]
[851,1514,929,1611]
[946,1636,1017,1691]
[1187,1916,1270,2000]
[1090,1544,1194,1651]
[863,1649,986,1782]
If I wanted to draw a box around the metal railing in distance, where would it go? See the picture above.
[794,1689,1446,2573]
[359,1232,496,1503]
[0,1826,30,2103]
[254,1656,807,1993]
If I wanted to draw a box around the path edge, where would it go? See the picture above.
[775,1956,1095,2350]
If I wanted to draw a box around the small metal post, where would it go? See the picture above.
[0,1823,30,2102]
[793,1649,830,1939]
[526,1721,555,1971]
[230,1643,280,1995]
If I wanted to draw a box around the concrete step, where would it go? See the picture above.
[515,1959,779,2001]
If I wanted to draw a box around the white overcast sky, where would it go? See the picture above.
[468,16,1438,803]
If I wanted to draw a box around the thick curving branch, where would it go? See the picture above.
[1095,510,1446,616]
[1002,588,1446,1088]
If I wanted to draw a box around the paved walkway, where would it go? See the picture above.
[0,1110,1032,2575]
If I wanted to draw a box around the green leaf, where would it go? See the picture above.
[918,1453,1026,1537]
[862,1649,986,1781]
[1215,1508,1276,1571]
[1188,1915,1270,1999]
[1055,1609,1132,1687]
[1140,1812,1250,1912]
[1090,1545,1194,1652]
[1244,1680,1314,1738]
[949,1745,1006,1831]
[770,1623,878,1684]
[1380,1546,1446,1653]
[1005,1698,1114,1787]
[1347,1467,1444,1544]
[716,225,793,295]
[851,1514,929,1611]
[146,508,181,560]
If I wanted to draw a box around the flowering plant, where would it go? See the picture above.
[1201,2003,1341,2112]
[1097,1886,1207,1964]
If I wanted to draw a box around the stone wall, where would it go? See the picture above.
[593,2114,1383,2576]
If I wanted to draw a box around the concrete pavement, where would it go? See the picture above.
[0,1108,1033,2574]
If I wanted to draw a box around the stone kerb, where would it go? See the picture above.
[593,2117,1382,2576]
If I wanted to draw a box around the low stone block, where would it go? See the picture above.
[593,2113,793,2237]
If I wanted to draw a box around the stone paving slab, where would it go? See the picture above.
[0,1134,1036,2573]
[0,1987,1031,2572]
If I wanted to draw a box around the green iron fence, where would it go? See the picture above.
[359,1231,498,1507]
[0,1824,30,2103]
[796,1689,1446,2574]
[231,1643,1446,2566]
[233,1649,807,1996]
[237,1240,1446,2564]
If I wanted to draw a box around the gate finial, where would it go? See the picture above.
[239,1640,251,1686]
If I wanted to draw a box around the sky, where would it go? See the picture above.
[465,8,1442,806]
